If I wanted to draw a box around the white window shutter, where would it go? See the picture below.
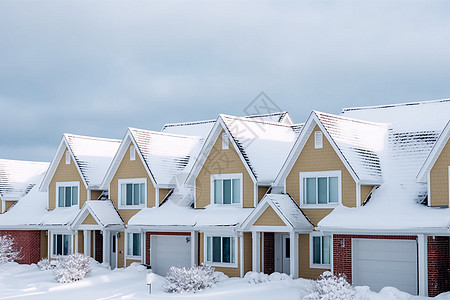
[130,145,136,161]
[222,133,229,150]
[315,131,323,149]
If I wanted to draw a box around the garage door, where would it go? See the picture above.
[151,235,191,276]
[352,239,417,295]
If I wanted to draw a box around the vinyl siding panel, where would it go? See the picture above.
[243,232,252,274]
[40,230,48,259]
[258,186,269,203]
[254,206,285,226]
[81,213,97,225]
[361,185,374,206]
[430,139,450,207]
[299,234,329,280]
[159,188,171,205]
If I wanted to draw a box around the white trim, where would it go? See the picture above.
[204,234,239,268]
[254,184,258,208]
[155,187,159,208]
[252,231,260,272]
[125,231,143,261]
[309,232,332,269]
[210,173,243,207]
[427,172,431,207]
[102,230,110,264]
[290,231,299,278]
[417,234,428,296]
[191,231,197,267]
[55,181,80,208]
[300,170,342,208]
[118,178,147,209]
[83,230,90,257]
[356,183,361,207]
[1,199,5,214]
[50,232,74,258]
[240,234,244,277]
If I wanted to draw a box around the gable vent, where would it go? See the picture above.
[315,131,323,149]
[222,133,229,150]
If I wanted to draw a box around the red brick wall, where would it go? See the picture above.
[427,236,450,297]
[0,230,41,264]
[263,232,274,274]
[145,232,191,266]
[333,234,416,284]
[94,230,103,262]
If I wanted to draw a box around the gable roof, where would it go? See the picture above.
[0,159,49,201]
[102,128,203,189]
[40,134,121,191]
[275,111,386,186]
[186,114,301,186]
[417,121,450,182]
[71,200,123,229]
[241,193,313,231]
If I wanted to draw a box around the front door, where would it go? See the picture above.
[282,235,290,274]
[110,234,117,269]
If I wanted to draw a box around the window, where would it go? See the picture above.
[130,145,136,161]
[118,179,146,208]
[57,182,79,207]
[205,235,236,265]
[300,171,341,206]
[127,232,141,257]
[52,234,72,256]
[315,131,323,149]
[311,234,331,267]
[211,174,242,205]
[65,151,71,164]
[222,133,229,150]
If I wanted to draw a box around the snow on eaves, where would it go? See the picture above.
[65,134,121,189]
[263,194,313,229]
[77,200,123,227]
[315,111,387,184]
[220,115,302,184]
[129,128,203,186]
[0,159,49,200]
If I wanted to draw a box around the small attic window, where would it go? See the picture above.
[65,151,71,164]
[222,133,229,150]
[130,145,136,161]
[315,131,323,149]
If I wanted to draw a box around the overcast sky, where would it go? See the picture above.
[1,0,450,162]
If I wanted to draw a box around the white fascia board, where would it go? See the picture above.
[39,138,67,192]
[318,226,450,235]
[100,131,131,189]
[128,130,158,187]
[127,225,196,231]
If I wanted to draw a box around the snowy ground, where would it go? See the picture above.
[0,262,449,300]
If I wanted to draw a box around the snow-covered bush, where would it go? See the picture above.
[163,264,221,293]
[301,271,358,300]
[245,271,292,284]
[0,235,22,264]
[37,258,52,270]
[53,253,91,283]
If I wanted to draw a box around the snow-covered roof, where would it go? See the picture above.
[129,128,203,186]
[65,134,121,189]
[319,99,450,232]
[0,159,49,201]
[195,205,253,228]
[71,200,123,228]
[40,206,79,227]
[0,183,48,228]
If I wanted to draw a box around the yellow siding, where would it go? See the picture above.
[78,231,84,254]
[90,190,103,200]
[117,231,125,268]
[258,186,269,203]
[196,130,254,209]
[199,233,204,263]
[301,209,333,227]
[110,144,156,224]
[40,231,48,259]
[82,213,97,225]
[49,148,87,210]
[243,232,252,274]
[360,185,374,206]
[430,139,450,207]
[286,125,357,225]
[126,259,141,267]
[159,188,171,205]
[299,234,329,280]
[4,201,15,211]
[254,206,285,226]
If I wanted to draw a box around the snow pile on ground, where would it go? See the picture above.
[245,271,292,284]
[0,262,449,299]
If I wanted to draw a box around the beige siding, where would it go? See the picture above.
[430,139,450,207]
[78,231,84,254]
[90,190,103,200]
[196,130,255,209]
[360,185,374,206]
[49,148,87,210]
[4,201,15,211]
[243,232,252,274]
[82,213,97,225]
[299,234,329,280]
[126,259,142,267]
[110,144,156,224]
[199,233,204,263]
[40,231,48,259]
[286,125,357,225]
[258,186,269,203]
[159,188,171,205]
[301,209,333,227]
[254,206,285,226]
[117,231,125,268]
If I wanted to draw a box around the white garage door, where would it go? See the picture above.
[352,239,417,295]
[151,235,191,276]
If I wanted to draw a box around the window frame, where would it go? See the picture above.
[125,231,143,259]
[56,181,80,208]
[118,178,147,209]
[51,233,73,258]
[309,232,332,269]
[299,170,342,208]
[210,173,243,206]
[204,234,238,268]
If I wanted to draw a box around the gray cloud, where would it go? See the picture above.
[1,0,449,162]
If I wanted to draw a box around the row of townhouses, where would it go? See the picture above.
[0,100,449,297]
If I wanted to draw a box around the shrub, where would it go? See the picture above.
[0,235,22,264]
[53,253,91,283]
[301,271,358,300]
[163,264,221,293]
[37,258,52,270]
